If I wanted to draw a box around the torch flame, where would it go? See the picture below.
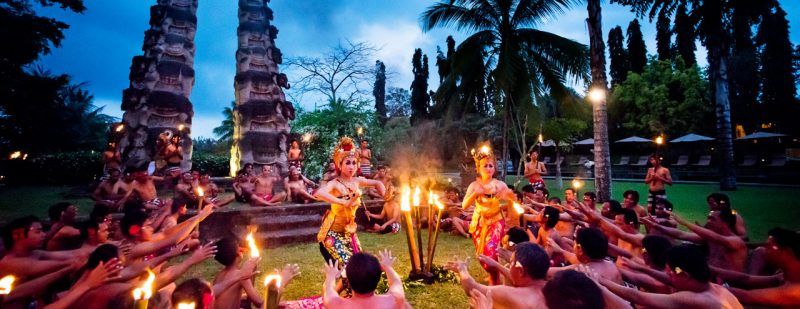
[197,187,204,197]
[115,124,124,132]
[538,134,544,143]
[132,269,156,300]
[263,274,282,288]
[357,127,364,135]
[513,202,524,215]
[177,303,196,309]
[177,124,185,131]
[400,185,411,212]
[246,232,260,258]
[480,145,490,155]
[432,194,444,210]
[412,186,421,207]
[655,136,664,145]
[572,179,583,190]
[0,275,15,295]
[9,151,21,160]
[302,133,312,143]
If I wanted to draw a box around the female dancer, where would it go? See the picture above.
[315,137,386,271]
[462,145,516,285]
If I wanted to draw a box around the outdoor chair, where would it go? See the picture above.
[613,156,630,166]
[692,155,712,166]
[570,156,588,166]
[673,155,689,166]
[739,155,757,167]
[630,156,648,166]
[768,155,787,167]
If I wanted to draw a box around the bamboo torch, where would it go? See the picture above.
[425,195,445,273]
[262,274,282,309]
[132,269,155,309]
[513,202,525,227]
[400,185,421,272]
[412,186,424,270]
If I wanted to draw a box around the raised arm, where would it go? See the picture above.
[128,204,213,260]
[446,257,489,295]
[314,181,348,206]
[322,260,345,307]
[710,265,783,289]
[357,177,386,197]
[673,215,742,250]
[155,243,216,291]
[643,218,703,243]
[41,260,120,309]
[729,285,800,306]
[378,250,406,305]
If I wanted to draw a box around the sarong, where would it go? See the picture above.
[360,163,371,177]
[472,216,505,270]
[321,230,361,267]
[528,178,546,190]
[647,189,667,214]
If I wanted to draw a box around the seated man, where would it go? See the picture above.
[548,227,623,284]
[251,165,287,206]
[92,168,124,209]
[622,190,648,218]
[586,244,743,309]
[447,242,550,308]
[365,195,401,234]
[728,228,800,306]
[75,219,112,256]
[323,250,408,308]
[232,170,255,204]
[285,166,318,204]
[707,193,747,238]
[543,270,627,309]
[173,171,197,202]
[198,171,234,207]
[118,169,168,211]
[0,216,83,279]
[365,165,392,199]
[44,202,82,251]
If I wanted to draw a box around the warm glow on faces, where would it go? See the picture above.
[478,158,495,179]
[341,158,358,177]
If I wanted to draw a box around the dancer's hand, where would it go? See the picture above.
[323,260,341,280]
[279,263,301,289]
[469,289,493,309]
[378,249,396,269]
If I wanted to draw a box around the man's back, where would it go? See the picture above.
[325,293,403,309]
[491,284,548,309]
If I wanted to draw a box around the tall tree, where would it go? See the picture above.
[758,4,798,135]
[410,48,430,125]
[373,60,388,125]
[728,0,762,134]
[614,0,738,190]
[627,19,647,74]
[386,87,411,117]
[421,0,589,180]
[213,101,235,145]
[608,26,629,87]
[672,2,696,66]
[656,11,672,61]
[794,44,800,85]
[587,0,612,201]
[435,35,456,83]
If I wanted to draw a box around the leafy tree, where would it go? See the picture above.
[672,2,696,66]
[656,11,672,61]
[794,44,800,86]
[608,26,629,87]
[410,48,430,125]
[212,101,235,146]
[373,60,387,125]
[757,4,798,135]
[627,19,647,74]
[421,0,589,180]
[728,0,763,134]
[435,36,455,83]
[386,87,411,117]
[610,58,712,137]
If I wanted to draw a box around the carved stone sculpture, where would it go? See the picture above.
[230,0,295,176]
[119,0,198,172]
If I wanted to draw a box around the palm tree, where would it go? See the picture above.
[421,0,589,180]
[213,101,235,144]
[586,0,612,201]
[613,0,737,190]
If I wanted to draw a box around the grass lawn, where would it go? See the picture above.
[0,180,797,307]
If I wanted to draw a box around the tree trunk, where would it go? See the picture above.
[709,43,737,191]
[587,0,612,202]
[501,95,510,180]
[555,146,563,189]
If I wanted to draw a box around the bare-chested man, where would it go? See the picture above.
[232,171,255,204]
[323,250,408,308]
[524,149,547,189]
[285,166,317,203]
[102,142,122,174]
[288,140,303,170]
[647,209,747,272]
[644,154,672,212]
[198,171,235,207]
[118,170,168,211]
[44,202,81,251]
[448,243,550,309]
[728,228,800,307]
[622,190,648,218]
[548,227,624,284]
[586,244,742,309]
[321,161,337,187]
[92,168,124,209]
[174,171,197,202]
[161,134,183,179]
[252,165,286,206]
[365,195,400,234]
[0,216,83,280]
[359,139,372,178]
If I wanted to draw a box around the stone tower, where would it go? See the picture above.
[230,0,294,176]
[119,0,198,171]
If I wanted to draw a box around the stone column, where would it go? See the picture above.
[119,0,198,172]
[230,0,294,177]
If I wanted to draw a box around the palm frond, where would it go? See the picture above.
[511,0,579,27]
[420,2,498,33]
[516,28,589,84]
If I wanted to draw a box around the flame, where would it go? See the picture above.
[412,186,421,207]
[428,190,434,205]
[9,151,21,160]
[655,136,664,145]
[572,179,583,190]
[132,269,156,300]
[479,145,490,155]
[0,275,15,295]
[538,134,544,143]
[356,127,364,135]
[432,194,444,210]
[115,124,124,132]
[588,88,606,102]
[302,133,312,143]
[400,185,411,212]
[513,202,524,215]
[197,187,204,197]
[177,124,185,131]
[177,303,196,309]
[246,232,260,258]
[264,274,282,288]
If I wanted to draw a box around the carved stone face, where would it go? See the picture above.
[238,8,265,23]
[238,31,268,49]
[153,34,195,65]
[240,132,287,166]
[158,0,198,14]
[160,16,197,41]
[129,58,159,90]
[145,91,192,129]
[236,48,274,74]
[154,61,195,97]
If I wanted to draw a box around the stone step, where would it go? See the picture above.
[252,214,322,232]
[255,226,319,248]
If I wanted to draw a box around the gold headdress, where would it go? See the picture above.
[332,137,360,170]
[471,143,495,167]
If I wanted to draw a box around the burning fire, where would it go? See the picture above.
[197,187,204,198]
[246,232,260,258]
[479,145,490,155]
[513,202,524,215]
[132,269,156,300]
[0,275,15,295]
[432,193,445,210]
[9,151,22,160]
[400,185,411,212]
[115,124,124,132]
[655,136,664,145]
[177,303,196,309]
[263,274,282,288]
[571,179,583,190]
[412,186,421,207]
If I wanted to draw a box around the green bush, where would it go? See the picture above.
[191,152,230,177]
[1,151,104,185]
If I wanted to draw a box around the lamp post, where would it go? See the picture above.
[588,87,611,202]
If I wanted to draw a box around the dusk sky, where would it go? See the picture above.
[36,1,800,138]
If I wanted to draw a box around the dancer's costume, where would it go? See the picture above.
[469,146,506,270]
[318,137,362,267]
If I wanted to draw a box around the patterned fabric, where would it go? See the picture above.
[322,230,361,267]
[472,216,505,270]
[360,163,371,177]
[528,178,546,190]
[284,296,324,309]
[647,189,667,213]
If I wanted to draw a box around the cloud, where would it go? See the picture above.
[355,21,434,89]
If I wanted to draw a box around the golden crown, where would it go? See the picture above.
[332,136,360,170]
[471,144,495,165]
